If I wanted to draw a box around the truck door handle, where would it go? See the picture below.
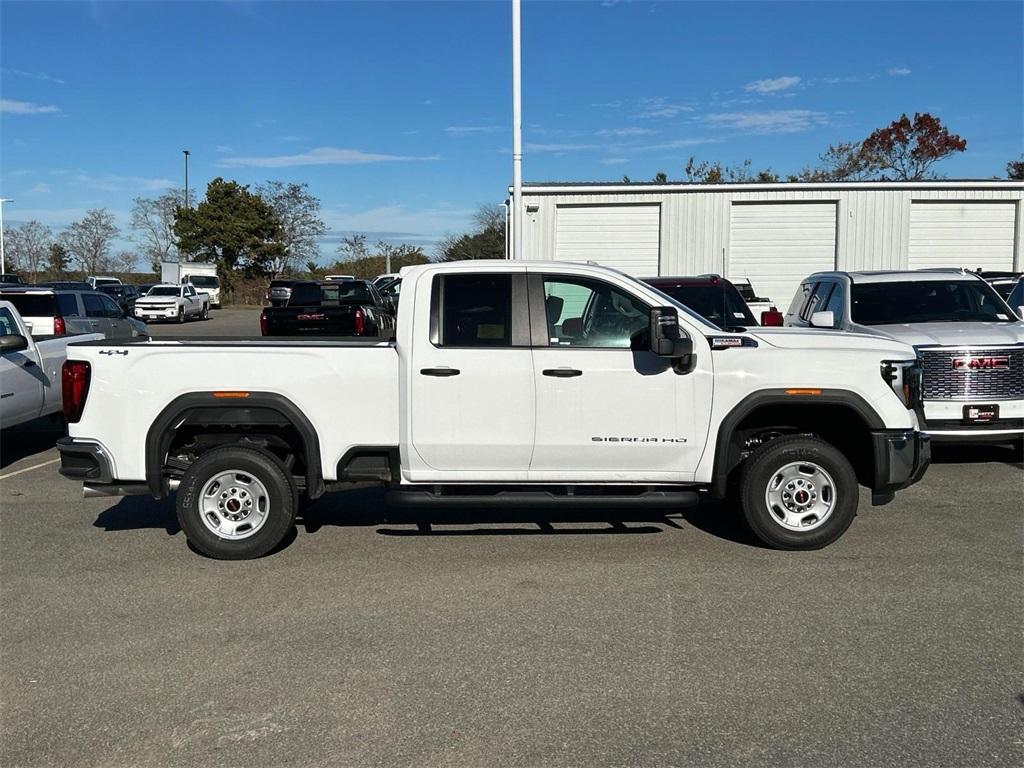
[23,360,36,368]
[542,368,583,377]
[421,367,460,377]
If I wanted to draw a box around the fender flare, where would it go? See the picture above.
[711,389,886,498]
[145,391,323,499]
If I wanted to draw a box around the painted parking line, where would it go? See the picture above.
[0,458,60,481]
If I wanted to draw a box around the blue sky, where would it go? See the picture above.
[2,0,1021,263]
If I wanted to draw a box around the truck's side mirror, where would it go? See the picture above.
[0,334,29,354]
[810,310,835,328]
[633,306,693,362]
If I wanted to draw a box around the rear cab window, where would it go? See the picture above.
[1,293,56,318]
[433,273,517,347]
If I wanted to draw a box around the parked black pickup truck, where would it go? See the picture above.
[259,280,396,337]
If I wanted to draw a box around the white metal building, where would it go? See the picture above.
[511,180,1024,305]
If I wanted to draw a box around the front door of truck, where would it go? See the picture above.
[528,273,710,481]
[408,271,535,476]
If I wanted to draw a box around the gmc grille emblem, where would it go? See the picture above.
[952,356,1010,371]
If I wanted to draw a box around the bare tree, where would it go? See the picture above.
[130,190,182,273]
[1008,157,1024,180]
[62,209,119,275]
[256,181,327,275]
[3,220,53,280]
[335,233,369,262]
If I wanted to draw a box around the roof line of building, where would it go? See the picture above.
[513,179,1023,194]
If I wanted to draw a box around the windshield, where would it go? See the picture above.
[1,294,55,316]
[94,278,119,287]
[147,287,180,297]
[622,274,718,330]
[851,280,1017,325]
[655,284,756,328]
[189,275,219,288]
[98,285,124,296]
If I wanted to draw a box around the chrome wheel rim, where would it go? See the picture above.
[764,461,837,532]
[198,470,271,540]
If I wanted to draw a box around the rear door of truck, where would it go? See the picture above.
[408,269,535,473]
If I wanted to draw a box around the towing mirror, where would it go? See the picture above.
[634,306,693,360]
[810,310,835,328]
[0,334,29,354]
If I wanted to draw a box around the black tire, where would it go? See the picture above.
[739,435,858,550]
[176,307,185,324]
[201,304,210,320]
[176,446,297,560]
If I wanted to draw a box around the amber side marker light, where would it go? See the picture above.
[212,391,250,399]
[785,388,822,396]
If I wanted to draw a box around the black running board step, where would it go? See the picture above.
[386,489,699,510]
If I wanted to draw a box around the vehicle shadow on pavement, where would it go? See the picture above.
[91,488,766,550]
[930,443,1023,467]
[0,417,65,469]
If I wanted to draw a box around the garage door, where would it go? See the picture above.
[728,202,838,308]
[555,205,660,276]
[908,202,1016,271]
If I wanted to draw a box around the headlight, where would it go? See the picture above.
[880,359,922,409]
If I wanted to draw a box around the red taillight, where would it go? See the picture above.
[354,308,365,335]
[760,308,784,327]
[259,310,268,336]
[53,316,66,335]
[62,360,91,423]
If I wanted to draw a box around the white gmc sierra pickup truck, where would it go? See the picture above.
[57,261,930,559]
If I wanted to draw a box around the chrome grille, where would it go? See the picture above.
[920,347,1024,401]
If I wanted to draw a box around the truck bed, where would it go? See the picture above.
[66,337,400,481]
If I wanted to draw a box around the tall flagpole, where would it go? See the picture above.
[511,0,523,261]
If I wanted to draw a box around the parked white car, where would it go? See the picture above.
[59,260,930,559]
[86,276,122,289]
[133,283,210,323]
[785,270,1024,444]
[161,261,221,308]
[731,278,776,318]
[0,301,101,429]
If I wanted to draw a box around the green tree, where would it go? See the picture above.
[1007,157,1024,180]
[330,239,428,278]
[174,178,285,282]
[437,206,506,262]
[256,181,327,275]
[62,209,119,275]
[130,189,183,273]
[47,242,69,277]
[653,171,668,183]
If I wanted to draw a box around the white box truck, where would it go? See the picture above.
[161,261,222,308]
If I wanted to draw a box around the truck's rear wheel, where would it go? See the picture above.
[739,436,857,550]
[176,447,296,559]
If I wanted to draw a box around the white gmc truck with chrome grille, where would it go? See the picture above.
[785,270,1024,444]
[58,261,930,559]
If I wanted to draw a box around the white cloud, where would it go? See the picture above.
[704,110,828,134]
[744,76,801,94]
[633,137,721,151]
[597,127,657,137]
[888,67,912,76]
[525,142,600,153]
[1,68,66,85]
[323,204,475,239]
[279,134,309,143]
[1,99,61,115]
[215,145,234,154]
[28,183,51,195]
[219,147,439,168]
[444,125,501,136]
[70,172,177,192]
[636,98,695,119]
[601,157,630,165]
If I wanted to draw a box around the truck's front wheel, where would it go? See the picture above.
[176,447,297,559]
[739,436,858,550]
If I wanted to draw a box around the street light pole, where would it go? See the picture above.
[511,0,523,261]
[0,198,12,277]
[183,150,191,209]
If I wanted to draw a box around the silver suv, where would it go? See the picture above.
[785,270,1024,444]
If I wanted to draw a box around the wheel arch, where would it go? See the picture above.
[711,389,886,498]
[145,391,323,500]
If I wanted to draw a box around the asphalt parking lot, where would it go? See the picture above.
[1,308,1022,768]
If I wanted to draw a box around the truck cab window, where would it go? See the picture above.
[543,276,649,348]
[437,274,512,347]
[0,307,17,336]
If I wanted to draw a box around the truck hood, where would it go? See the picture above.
[749,327,915,357]
[135,296,178,305]
[856,322,1024,348]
